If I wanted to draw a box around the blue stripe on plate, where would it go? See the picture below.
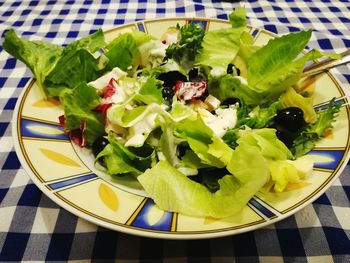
[131,198,173,231]
[307,149,345,170]
[48,173,97,190]
[137,22,146,32]
[21,119,68,140]
[249,198,276,218]
[251,28,260,38]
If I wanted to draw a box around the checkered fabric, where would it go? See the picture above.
[0,0,349,262]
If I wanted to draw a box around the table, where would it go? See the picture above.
[0,0,349,262]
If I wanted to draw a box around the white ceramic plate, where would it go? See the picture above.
[12,17,350,239]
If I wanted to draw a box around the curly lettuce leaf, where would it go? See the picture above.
[166,22,205,65]
[236,101,281,129]
[291,99,341,157]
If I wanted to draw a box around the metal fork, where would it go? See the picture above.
[302,49,350,78]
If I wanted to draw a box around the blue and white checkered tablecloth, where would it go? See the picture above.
[0,0,349,262]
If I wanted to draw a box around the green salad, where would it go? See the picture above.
[3,7,341,218]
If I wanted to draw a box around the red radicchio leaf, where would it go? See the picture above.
[104,78,118,99]
[94,102,113,117]
[173,80,208,101]
[58,114,87,147]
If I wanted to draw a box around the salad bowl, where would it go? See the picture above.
[12,17,350,239]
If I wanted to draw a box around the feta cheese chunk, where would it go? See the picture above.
[198,107,237,138]
[88,67,127,90]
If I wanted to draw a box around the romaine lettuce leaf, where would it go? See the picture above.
[195,7,246,69]
[3,29,64,96]
[174,116,234,168]
[245,31,322,104]
[97,144,141,176]
[104,33,138,71]
[44,49,104,97]
[208,74,259,105]
[229,6,247,28]
[248,30,312,91]
[62,83,105,146]
[3,29,107,97]
[105,30,161,71]
[96,134,154,176]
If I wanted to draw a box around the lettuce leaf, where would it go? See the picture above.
[166,22,205,66]
[3,29,107,97]
[291,99,341,157]
[105,30,160,71]
[96,135,154,176]
[62,83,105,146]
[237,128,293,160]
[194,7,246,69]
[136,77,163,105]
[138,150,269,218]
[3,29,64,96]
[229,7,247,28]
[104,33,138,71]
[208,74,259,105]
[248,30,312,92]
[280,87,317,123]
[246,31,312,104]
[236,101,281,129]
[44,49,103,97]
[195,27,244,68]
[97,144,141,176]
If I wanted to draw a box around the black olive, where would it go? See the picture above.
[221,97,240,106]
[177,143,190,159]
[92,136,109,157]
[274,107,305,133]
[162,86,174,103]
[188,67,205,82]
[270,124,295,148]
[227,63,234,74]
[236,67,241,76]
[226,64,240,76]
[188,68,199,81]
[157,71,187,89]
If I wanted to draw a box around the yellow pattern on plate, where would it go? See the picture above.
[99,183,119,212]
